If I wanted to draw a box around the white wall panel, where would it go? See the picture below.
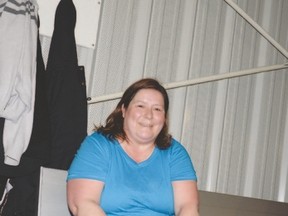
[38,0,101,48]
[40,0,288,203]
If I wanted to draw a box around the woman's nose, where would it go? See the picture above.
[144,108,153,118]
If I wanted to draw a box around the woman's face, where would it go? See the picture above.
[122,89,166,146]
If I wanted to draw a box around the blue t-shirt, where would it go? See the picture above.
[67,132,197,216]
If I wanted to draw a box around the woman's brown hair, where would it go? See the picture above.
[96,78,172,149]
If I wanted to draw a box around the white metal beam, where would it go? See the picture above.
[87,63,288,104]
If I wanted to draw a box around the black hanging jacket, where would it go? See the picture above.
[45,0,88,170]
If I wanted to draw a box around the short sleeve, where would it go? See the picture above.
[67,132,111,182]
[169,139,197,181]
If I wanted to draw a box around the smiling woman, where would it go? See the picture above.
[66,78,199,216]
[121,88,166,159]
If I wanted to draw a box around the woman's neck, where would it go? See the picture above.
[119,139,155,163]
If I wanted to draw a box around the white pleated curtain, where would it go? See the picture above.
[40,0,288,202]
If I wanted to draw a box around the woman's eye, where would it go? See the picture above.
[154,107,163,112]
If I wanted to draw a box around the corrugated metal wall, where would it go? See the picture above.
[40,0,288,202]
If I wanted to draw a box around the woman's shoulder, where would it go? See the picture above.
[82,131,115,150]
[89,131,108,140]
[165,138,190,158]
[88,131,112,141]
[169,138,186,150]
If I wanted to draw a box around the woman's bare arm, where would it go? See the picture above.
[173,180,199,216]
[67,179,106,216]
